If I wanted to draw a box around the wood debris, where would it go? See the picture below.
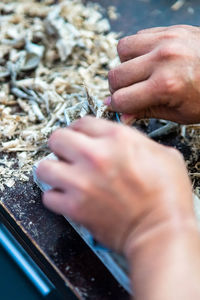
[171,0,185,11]
[108,6,119,20]
[0,0,119,189]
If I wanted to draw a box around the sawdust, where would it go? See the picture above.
[0,0,119,190]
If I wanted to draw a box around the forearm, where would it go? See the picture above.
[126,217,200,300]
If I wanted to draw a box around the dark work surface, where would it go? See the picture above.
[88,0,200,36]
[1,1,200,300]
[0,178,128,300]
[0,246,43,300]
[0,245,63,300]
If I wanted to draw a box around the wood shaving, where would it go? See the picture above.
[0,0,119,190]
[171,0,185,11]
[108,6,119,21]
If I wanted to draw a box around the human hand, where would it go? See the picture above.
[37,117,194,253]
[107,25,200,124]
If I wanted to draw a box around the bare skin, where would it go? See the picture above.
[106,25,200,124]
[37,25,200,299]
[37,117,200,300]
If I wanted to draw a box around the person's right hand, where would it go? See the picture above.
[37,117,200,300]
[106,25,200,124]
[37,117,195,253]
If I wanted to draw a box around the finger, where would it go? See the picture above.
[135,105,182,123]
[49,128,93,162]
[120,114,136,125]
[111,79,158,114]
[117,31,171,62]
[138,25,197,35]
[37,160,76,190]
[108,52,154,94]
[43,190,78,218]
[137,27,168,34]
[70,116,117,137]
[167,24,195,31]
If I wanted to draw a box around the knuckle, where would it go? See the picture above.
[136,29,145,34]
[156,44,179,59]
[37,160,50,175]
[159,43,193,61]
[152,72,182,97]
[111,125,129,143]
[49,128,64,145]
[43,190,51,201]
[71,116,94,130]
[173,149,183,161]
[87,148,111,170]
[108,68,119,92]
[161,76,180,94]
[156,41,188,60]
[107,125,119,139]
[168,26,191,37]
[156,46,169,60]
[80,115,92,122]
[43,190,56,204]
[64,200,82,221]
[148,76,165,98]
[73,117,84,126]
[170,25,189,30]
[73,116,86,127]
[167,147,184,162]
[180,25,194,30]
[164,78,183,96]
[111,90,123,111]
[161,30,179,40]
[117,37,127,57]
[77,179,91,198]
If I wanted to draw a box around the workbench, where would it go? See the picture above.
[1,1,200,299]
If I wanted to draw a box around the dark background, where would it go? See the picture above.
[89,0,200,36]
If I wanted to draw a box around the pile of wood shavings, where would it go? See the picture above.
[0,0,120,190]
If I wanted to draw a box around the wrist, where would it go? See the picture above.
[124,212,198,261]
[124,214,200,300]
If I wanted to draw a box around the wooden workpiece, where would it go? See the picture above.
[1,1,200,299]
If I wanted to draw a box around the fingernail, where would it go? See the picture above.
[104,96,111,105]
[120,114,136,125]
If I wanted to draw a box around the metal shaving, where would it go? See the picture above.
[0,0,119,190]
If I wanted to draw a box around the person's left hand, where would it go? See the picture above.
[106,25,200,124]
